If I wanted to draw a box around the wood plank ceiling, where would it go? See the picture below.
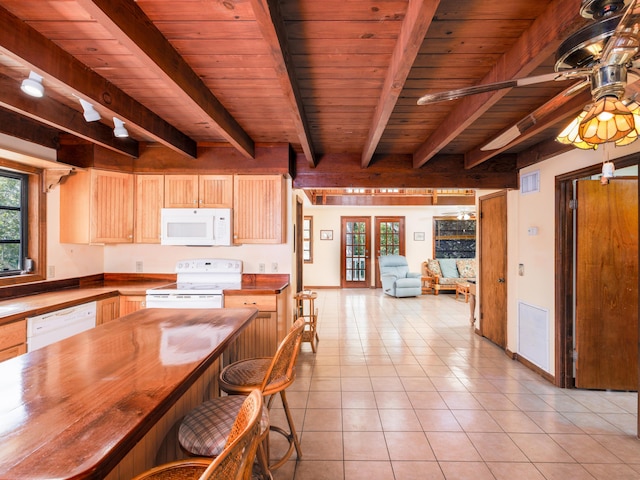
[0,0,599,190]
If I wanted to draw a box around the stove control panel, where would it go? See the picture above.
[175,258,243,274]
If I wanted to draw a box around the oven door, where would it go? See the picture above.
[145,293,223,309]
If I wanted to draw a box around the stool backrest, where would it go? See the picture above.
[260,318,305,396]
[200,389,262,480]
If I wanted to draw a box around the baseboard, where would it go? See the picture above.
[304,285,341,289]
[513,351,556,384]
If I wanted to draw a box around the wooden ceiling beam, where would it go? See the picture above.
[77,0,254,159]
[295,153,517,189]
[412,0,588,168]
[0,74,139,158]
[360,0,440,168]
[464,87,592,168]
[0,107,59,151]
[0,5,195,158]
[250,0,316,166]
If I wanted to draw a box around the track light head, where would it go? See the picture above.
[78,98,101,122]
[113,117,129,138]
[20,71,44,98]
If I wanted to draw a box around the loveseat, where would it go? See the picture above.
[422,258,476,295]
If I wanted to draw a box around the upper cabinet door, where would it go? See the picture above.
[233,175,285,244]
[164,175,198,208]
[91,170,135,244]
[135,175,164,243]
[199,175,233,208]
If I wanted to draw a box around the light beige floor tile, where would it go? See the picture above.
[486,462,546,480]
[344,460,394,480]
[342,391,377,409]
[342,408,382,431]
[302,408,342,431]
[290,460,343,480]
[582,463,640,480]
[439,391,483,410]
[452,409,503,432]
[407,391,448,410]
[384,431,435,461]
[374,391,412,409]
[533,462,597,480]
[343,431,390,461]
[438,461,494,479]
[306,391,342,409]
[298,431,343,461]
[467,432,529,462]
[391,461,444,480]
[488,410,544,433]
[508,433,574,462]
[340,377,373,392]
[378,409,422,431]
[425,432,483,461]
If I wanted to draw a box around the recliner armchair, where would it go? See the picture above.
[379,255,422,297]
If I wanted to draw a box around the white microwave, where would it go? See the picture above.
[161,208,232,246]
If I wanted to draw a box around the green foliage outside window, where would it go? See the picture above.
[0,172,26,273]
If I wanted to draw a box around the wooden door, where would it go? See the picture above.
[295,197,303,293]
[479,192,507,348]
[135,175,163,243]
[575,179,638,390]
[374,216,405,288]
[341,217,371,288]
[199,175,233,208]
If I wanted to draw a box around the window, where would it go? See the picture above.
[0,161,46,285]
[0,170,27,275]
[433,217,476,258]
[303,216,312,263]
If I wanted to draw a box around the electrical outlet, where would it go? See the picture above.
[135,261,143,273]
[48,265,55,278]
[259,263,265,273]
[271,262,278,273]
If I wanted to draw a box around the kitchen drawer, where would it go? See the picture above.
[224,295,276,311]
[0,319,27,351]
[0,343,27,362]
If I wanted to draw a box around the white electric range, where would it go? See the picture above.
[145,258,242,309]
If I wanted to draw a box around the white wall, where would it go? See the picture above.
[302,202,459,287]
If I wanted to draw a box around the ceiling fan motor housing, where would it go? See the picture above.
[591,64,627,99]
[581,0,631,19]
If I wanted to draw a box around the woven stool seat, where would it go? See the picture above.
[179,395,269,457]
[220,358,290,396]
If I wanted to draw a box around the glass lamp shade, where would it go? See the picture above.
[578,96,635,144]
[556,110,598,150]
[614,100,640,147]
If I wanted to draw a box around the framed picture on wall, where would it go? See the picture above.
[320,230,333,240]
[414,232,425,241]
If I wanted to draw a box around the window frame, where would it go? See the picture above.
[0,169,28,276]
[0,159,46,286]
[303,216,313,263]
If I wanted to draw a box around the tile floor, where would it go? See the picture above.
[268,288,640,480]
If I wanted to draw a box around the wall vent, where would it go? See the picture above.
[520,170,540,195]
[517,301,549,372]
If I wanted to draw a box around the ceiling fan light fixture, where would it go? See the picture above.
[556,110,599,149]
[20,71,44,98]
[578,96,635,143]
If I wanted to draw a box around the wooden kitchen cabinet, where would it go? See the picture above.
[233,175,285,244]
[164,174,233,208]
[119,295,146,316]
[60,169,134,244]
[223,288,289,363]
[135,174,164,243]
[0,319,27,362]
[96,296,120,325]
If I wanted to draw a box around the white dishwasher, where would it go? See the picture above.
[26,301,97,352]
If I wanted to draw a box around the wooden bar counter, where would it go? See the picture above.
[0,307,258,480]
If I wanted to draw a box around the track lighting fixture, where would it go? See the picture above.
[20,71,44,98]
[78,98,101,122]
[113,117,129,138]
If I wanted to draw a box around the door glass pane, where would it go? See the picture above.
[345,221,367,284]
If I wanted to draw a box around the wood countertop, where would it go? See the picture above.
[0,307,258,480]
[0,275,289,326]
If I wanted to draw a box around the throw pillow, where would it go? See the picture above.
[438,258,459,278]
[456,258,476,278]
[426,259,442,277]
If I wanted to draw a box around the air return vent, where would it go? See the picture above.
[520,170,540,195]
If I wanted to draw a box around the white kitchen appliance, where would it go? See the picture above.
[161,208,232,246]
[26,301,97,352]
[146,258,242,309]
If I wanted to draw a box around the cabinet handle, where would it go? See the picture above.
[244,302,257,305]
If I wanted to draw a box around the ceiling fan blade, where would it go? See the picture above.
[480,80,591,151]
[599,0,640,65]
[417,69,590,105]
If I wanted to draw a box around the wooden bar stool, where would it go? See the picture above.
[217,319,305,471]
[294,290,319,353]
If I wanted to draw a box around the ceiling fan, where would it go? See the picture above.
[417,0,640,150]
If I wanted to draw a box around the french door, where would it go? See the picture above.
[340,217,371,288]
[374,217,405,288]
